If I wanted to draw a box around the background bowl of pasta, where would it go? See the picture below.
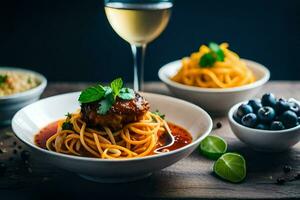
[12,92,212,183]
[158,43,270,115]
[0,67,47,125]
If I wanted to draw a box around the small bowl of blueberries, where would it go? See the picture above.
[228,93,300,152]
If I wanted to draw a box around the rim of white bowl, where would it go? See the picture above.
[0,67,47,100]
[228,100,300,134]
[158,59,270,93]
[12,92,213,162]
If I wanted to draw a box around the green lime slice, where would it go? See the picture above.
[213,153,247,183]
[199,135,227,160]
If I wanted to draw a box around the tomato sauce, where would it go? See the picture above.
[155,123,192,152]
[35,121,58,149]
[35,121,193,153]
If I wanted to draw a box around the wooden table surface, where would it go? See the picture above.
[1,81,300,200]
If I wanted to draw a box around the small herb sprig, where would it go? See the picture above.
[152,110,165,119]
[0,74,8,85]
[78,78,135,115]
[62,113,73,131]
[199,42,225,67]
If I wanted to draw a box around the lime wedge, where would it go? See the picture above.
[199,135,227,160]
[213,153,247,183]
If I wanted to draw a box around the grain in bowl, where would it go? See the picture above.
[0,70,40,96]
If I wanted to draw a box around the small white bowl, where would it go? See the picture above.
[158,59,270,116]
[228,101,300,152]
[0,67,47,125]
[12,92,212,183]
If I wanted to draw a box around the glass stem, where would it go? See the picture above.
[131,44,147,91]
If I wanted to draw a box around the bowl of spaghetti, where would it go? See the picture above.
[158,43,270,115]
[12,79,212,183]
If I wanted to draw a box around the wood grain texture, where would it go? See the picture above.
[0,81,300,200]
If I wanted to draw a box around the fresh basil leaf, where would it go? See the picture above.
[118,88,135,100]
[110,78,123,97]
[152,110,165,119]
[209,42,224,61]
[78,85,105,103]
[103,86,113,97]
[199,52,216,67]
[97,93,115,115]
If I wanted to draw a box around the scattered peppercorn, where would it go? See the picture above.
[0,162,7,176]
[13,141,17,146]
[27,167,32,173]
[216,122,222,129]
[20,150,30,161]
[276,177,285,185]
[17,145,22,149]
[13,149,17,154]
[283,165,292,173]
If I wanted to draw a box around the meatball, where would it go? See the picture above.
[81,93,149,131]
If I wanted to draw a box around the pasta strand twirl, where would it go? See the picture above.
[45,112,169,159]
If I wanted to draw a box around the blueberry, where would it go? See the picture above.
[256,123,269,130]
[270,121,285,130]
[237,104,253,118]
[261,93,276,108]
[241,113,257,127]
[233,110,241,123]
[280,110,298,128]
[248,99,262,113]
[275,98,290,114]
[257,106,276,123]
[289,102,300,116]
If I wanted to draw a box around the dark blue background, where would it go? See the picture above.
[0,0,299,82]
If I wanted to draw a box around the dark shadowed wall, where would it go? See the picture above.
[0,0,299,82]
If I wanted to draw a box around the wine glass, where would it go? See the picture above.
[104,0,173,91]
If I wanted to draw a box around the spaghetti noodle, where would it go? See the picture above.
[44,111,170,159]
[171,43,256,88]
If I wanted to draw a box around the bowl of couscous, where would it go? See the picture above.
[0,67,47,125]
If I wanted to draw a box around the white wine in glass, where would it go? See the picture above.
[104,1,173,91]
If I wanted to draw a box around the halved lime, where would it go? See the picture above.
[213,153,247,183]
[199,135,227,160]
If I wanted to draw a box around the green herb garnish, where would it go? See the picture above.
[0,75,8,85]
[27,77,32,84]
[199,42,225,67]
[62,121,73,131]
[78,78,135,115]
[78,85,106,103]
[62,112,73,130]
[152,110,165,119]
[98,92,114,115]
[65,112,72,119]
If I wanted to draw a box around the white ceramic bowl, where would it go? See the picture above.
[12,92,212,183]
[158,59,270,116]
[228,101,300,152]
[0,67,47,125]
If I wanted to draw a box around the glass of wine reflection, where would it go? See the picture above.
[104,0,173,91]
